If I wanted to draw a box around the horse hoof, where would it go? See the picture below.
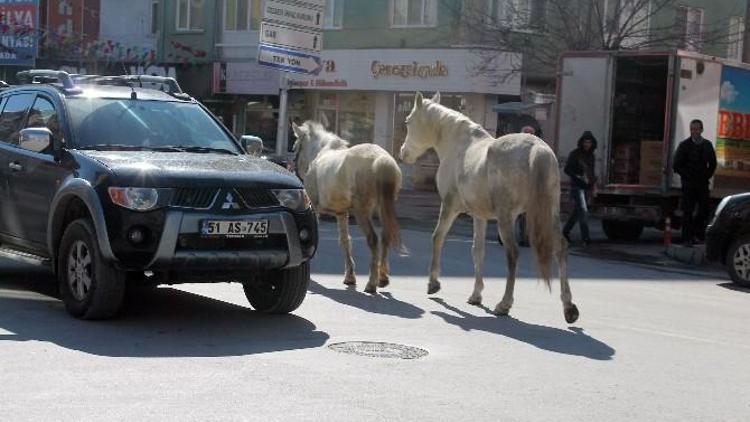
[493,305,511,316]
[378,278,390,288]
[565,305,580,324]
[467,295,482,306]
[343,276,356,286]
[364,285,377,294]
[427,281,441,295]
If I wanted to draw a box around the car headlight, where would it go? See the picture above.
[108,187,160,211]
[709,195,732,226]
[273,189,311,211]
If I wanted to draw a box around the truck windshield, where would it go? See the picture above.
[66,98,241,154]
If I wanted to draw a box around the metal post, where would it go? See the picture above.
[276,86,289,156]
[743,1,750,63]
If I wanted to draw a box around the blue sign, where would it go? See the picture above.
[258,44,321,75]
[0,0,38,66]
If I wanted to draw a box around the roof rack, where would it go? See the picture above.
[14,70,190,99]
[16,70,81,92]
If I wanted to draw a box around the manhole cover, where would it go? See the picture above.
[328,341,428,359]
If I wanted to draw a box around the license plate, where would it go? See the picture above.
[201,220,269,237]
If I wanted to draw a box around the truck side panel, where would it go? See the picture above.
[555,55,613,186]
[672,57,722,191]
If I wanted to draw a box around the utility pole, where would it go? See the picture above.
[743,0,750,62]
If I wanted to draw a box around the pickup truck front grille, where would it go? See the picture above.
[172,188,217,209]
[177,234,287,251]
[237,188,280,208]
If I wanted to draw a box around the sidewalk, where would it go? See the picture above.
[393,188,723,276]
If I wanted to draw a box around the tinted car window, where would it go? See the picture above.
[66,98,240,153]
[0,93,35,145]
[25,96,63,147]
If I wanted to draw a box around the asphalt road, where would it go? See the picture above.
[0,221,748,421]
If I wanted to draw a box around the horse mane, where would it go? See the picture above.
[424,101,491,139]
[305,120,350,150]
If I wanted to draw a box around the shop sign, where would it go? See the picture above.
[0,0,38,66]
[213,62,281,95]
[371,60,449,79]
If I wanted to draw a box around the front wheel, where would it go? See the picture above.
[726,235,750,288]
[57,219,126,319]
[243,262,310,314]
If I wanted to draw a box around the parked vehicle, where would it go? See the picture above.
[555,50,750,240]
[0,70,318,319]
[705,192,750,287]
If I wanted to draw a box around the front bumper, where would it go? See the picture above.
[112,208,317,272]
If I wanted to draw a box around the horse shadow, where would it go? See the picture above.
[308,279,425,319]
[429,298,615,361]
[717,282,750,293]
[0,262,329,358]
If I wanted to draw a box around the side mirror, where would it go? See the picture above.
[240,135,263,157]
[19,127,52,153]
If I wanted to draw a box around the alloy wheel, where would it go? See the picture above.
[67,240,93,301]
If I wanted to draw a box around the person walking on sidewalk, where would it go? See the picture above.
[563,131,598,246]
[672,119,717,246]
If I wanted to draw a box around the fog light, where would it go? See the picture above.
[128,227,147,245]
[299,228,311,243]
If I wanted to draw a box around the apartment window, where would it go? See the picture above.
[177,0,205,31]
[324,0,344,29]
[151,0,160,34]
[675,6,703,51]
[728,16,745,60]
[225,0,250,31]
[391,0,437,27]
[487,0,545,29]
[619,0,650,47]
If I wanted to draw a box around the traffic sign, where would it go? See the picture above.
[258,45,322,75]
[264,0,324,31]
[260,22,322,53]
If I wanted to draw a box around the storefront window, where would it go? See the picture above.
[313,91,374,144]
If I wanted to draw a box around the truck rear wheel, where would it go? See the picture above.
[602,219,644,241]
[243,262,310,314]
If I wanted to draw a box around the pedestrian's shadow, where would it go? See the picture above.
[308,279,425,319]
[430,298,615,361]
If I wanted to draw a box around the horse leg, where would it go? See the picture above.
[337,213,356,285]
[557,232,580,324]
[378,232,390,288]
[468,218,487,305]
[428,200,459,294]
[494,215,519,316]
[354,211,380,294]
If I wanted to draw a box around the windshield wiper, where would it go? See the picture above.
[167,146,238,155]
[77,144,164,152]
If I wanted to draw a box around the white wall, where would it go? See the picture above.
[99,0,156,50]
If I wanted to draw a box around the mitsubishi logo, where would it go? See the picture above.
[221,192,242,210]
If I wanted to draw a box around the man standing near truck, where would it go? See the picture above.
[673,119,717,246]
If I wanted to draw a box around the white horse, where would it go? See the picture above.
[399,92,579,323]
[292,120,404,294]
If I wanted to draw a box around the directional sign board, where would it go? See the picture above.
[258,0,324,75]
[258,45,322,75]
[264,0,323,31]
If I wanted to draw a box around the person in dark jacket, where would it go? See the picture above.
[563,131,598,246]
[672,119,717,245]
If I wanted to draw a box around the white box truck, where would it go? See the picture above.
[555,50,750,240]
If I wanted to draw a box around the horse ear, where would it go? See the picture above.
[415,92,424,108]
[431,91,441,104]
[318,113,330,129]
[291,122,302,138]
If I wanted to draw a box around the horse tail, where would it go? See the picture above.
[526,146,561,290]
[374,155,408,256]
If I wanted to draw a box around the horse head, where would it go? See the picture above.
[291,121,315,179]
[400,91,441,164]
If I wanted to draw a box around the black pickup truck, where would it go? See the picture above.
[0,71,317,319]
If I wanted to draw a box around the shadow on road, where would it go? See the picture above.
[308,279,424,319]
[429,298,615,361]
[0,264,329,358]
[717,282,750,293]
